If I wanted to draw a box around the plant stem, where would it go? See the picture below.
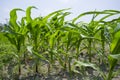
[101,28,105,64]
[76,48,79,60]
[35,62,38,73]
[107,60,117,80]
[88,39,92,62]
[18,63,21,75]
[68,57,72,78]
[18,50,21,77]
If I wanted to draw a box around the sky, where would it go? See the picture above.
[0,0,120,23]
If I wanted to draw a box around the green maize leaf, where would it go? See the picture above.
[94,25,102,34]
[45,23,53,33]
[49,30,60,49]
[20,26,28,35]
[11,52,19,59]
[43,8,70,22]
[17,35,25,51]
[32,50,47,61]
[50,13,60,24]
[32,18,41,27]
[107,24,120,80]
[99,14,116,22]
[55,49,65,67]
[109,54,120,61]
[26,6,37,23]
[114,23,120,33]
[26,23,33,34]
[10,8,24,32]
[0,32,7,41]
[67,31,72,50]
[103,10,120,13]
[74,60,99,70]
[72,10,120,23]
[110,31,120,53]
[108,57,118,80]
[21,17,26,26]
[112,69,120,78]
[27,46,33,53]
[67,23,79,29]
[32,24,40,47]
[72,11,108,23]
[57,12,71,27]
[4,33,17,46]
[73,60,105,78]
[4,25,15,34]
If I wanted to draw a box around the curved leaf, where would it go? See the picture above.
[26,6,37,23]
[72,10,120,23]
[43,8,70,22]
[10,8,24,31]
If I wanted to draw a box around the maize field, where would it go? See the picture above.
[0,6,120,80]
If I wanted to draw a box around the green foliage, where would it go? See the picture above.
[1,6,120,79]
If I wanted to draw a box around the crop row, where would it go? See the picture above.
[0,6,120,80]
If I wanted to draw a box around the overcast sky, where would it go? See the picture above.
[0,0,120,23]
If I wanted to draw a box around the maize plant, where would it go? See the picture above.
[4,8,27,79]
